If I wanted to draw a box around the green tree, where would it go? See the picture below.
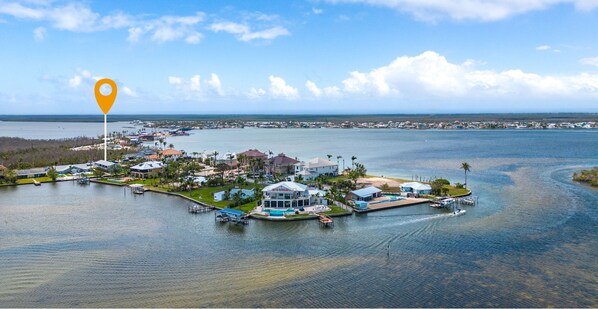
[461,162,471,187]
[46,167,58,181]
[351,155,357,169]
[5,169,17,184]
[295,174,304,183]
[92,168,104,178]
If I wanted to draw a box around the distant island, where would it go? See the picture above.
[573,168,598,187]
[1,113,596,130]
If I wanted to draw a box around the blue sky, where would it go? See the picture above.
[0,0,597,114]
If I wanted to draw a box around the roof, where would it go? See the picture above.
[401,182,432,190]
[218,208,245,216]
[299,157,338,169]
[308,189,327,197]
[238,149,267,158]
[131,161,164,171]
[350,186,382,198]
[94,160,115,167]
[0,164,7,171]
[161,149,183,156]
[262,181,308,192]
[15,168,47,175]
[271,153,299,166]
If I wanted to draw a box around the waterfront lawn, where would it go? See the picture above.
[443,185,470,196]
[322,205,350,215]
[127,178,161,186]
[16,177,53,184]
[178,184,261,213]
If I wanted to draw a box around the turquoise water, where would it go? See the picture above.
[1,126,597,307]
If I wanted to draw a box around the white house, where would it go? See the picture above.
[294,157,338,180]
[261,181,327,208]
[130,161,164,179]
[93,160,119,172]
[400,182,432,195]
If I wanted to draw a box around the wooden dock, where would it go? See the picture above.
[354,198,429,213]
[318,214,334,227]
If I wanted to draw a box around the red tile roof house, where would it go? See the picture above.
[238,149,268,160]
[269,153,299,174]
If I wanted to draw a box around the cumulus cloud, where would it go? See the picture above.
[209,21,290,42]
[331,51,598,99]
[33,26,45,41]
[312,8,324,14]
[168,73,226,99]
[306,80,323,97]
[580,57,598,67]
[325,0,598,22]
[268,75,298,99]
[247,87,267,99]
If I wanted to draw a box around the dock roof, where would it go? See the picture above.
[217,208,245,217]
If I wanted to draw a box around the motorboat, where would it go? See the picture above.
[450,208,466,217]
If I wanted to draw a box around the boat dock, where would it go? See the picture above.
[354,198,429,213]
[215,208,249,225]
[188,204,213,213]
[318,214,334,227]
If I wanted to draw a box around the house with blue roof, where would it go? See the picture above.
[345,186,382,202]
[214,188,255,201]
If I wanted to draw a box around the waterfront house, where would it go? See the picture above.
[346,186,382,202]
[238,149,268,161]
[161,149,183,161]
[15,167,48,179]
[53,164,91,175]
[93,160,119,173]
[261,181,327,208]
[269,153,299,175]
[294,157,338,180]
[130,161,164,179]
[400,182,433,195]
[213,188,255,201]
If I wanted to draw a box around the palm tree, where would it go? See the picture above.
[168,143,174,149]
[351,155,357,169]
[327,154,332,160]
[461,162,471,187]
[213,151,219,167]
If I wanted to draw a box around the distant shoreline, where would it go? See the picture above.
[1,113,597,123]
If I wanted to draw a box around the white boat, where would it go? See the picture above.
[129,184,145,194]
[450,208,466,216]
[440,198,455,207]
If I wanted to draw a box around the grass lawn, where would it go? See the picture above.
[127,178,161,186]
[444,185,470,196]
[177,184,262,213]
[16,177,53,184]
[322,205,351,215]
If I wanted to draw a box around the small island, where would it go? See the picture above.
[573,167,598,187]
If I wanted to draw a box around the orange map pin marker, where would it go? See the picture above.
[94,78,117,114]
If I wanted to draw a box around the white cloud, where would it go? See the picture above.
[536,45,551,51]
[325,0,598,22]
[206,73,224,95]
[33,26,45,41]
[312,8,324,14]
[331,51,598,99]
[168,73,227,99]
[122,86,138,97]
[209,21,290,42]
[68,75,81,88]
[306,80,323,97]
[168,76,183,85]
[0,2,205,44]
[580,57,598,67]
[247,87,267,99]
[190,75,201,91]
[269,75,298,99]
[185,32,203,44]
